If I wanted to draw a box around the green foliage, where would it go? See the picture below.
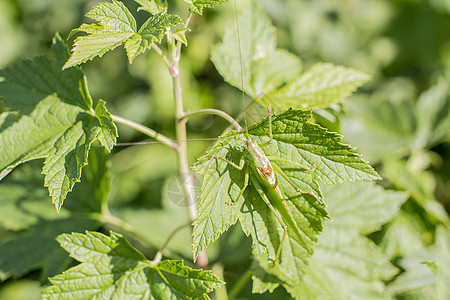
[342,79,450,163]
[0,164,61,232]
[41,231,223,299]
[256,181,407,298]
[342,79,450,228]
[135,0,168,14]
[211,2,370,109]
[0,0,449,299]
[186,0,230,15]
[423,227,450,299]
[0,218,99,283]
[0,34,117,211]
[192,109,379,295]
[0,146,114,281]
[64,0,182,68]
[386,226,450,299]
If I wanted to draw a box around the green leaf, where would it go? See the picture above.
[284,182,406,299]
[64,0,182,68]
[135,0,167,14]
[0,157,110,282]
[0,156,110,231]
[128,13,183,61]
[386,226,450,299]
[65,146,112,213]
[192,109,380,287]
[211,2,368,109]
[387,224,450,299]
[64,0,136,68]
[387,251,435,298]
[0,36,117,209]
[167,28,191,46]
[342,98,414,163]
[342,79,450,163]
[0,163,67,231]
[320,181,408,236]
[379,211,428,259]
[265,62,370,109]
[383,159,450,225]
[186,0,229,15]
[211,2,302,99]
[415,79,450,146]
[0,217,99,282]
[41,231,223,299]
[430,226,450,299]
[0,34,117,211]
[95,100,118,152]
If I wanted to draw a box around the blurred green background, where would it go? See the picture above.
[0,0,449,299]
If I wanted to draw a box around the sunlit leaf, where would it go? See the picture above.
[279,182,406,299]
[192,109,380,290]
[211,2,302,99]
[211,2,368,110]
[342,80,450,163]
[134,0,167,14]
[186,0,229,15]
[41,231,223,299]
[64,0,182,67]
[387,250,435,298]
[0,34,117,210]
[383,159,450,225]
[266,63,370,109]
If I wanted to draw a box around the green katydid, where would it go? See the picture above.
[110,0,325,264]
[200,0,326,264]
[210,105,324,263]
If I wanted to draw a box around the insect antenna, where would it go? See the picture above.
[233,0,249,139]
[114,137,220,147]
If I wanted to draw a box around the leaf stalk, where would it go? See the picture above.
[152,222,191,264]
[110,114,179,151]
[228,270,252,300]
[182,108,243,131]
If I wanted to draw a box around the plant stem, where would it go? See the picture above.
[111,114,179,151]
[152,223,191,264]
[182,108,243,131]
[170,11,209,268]
[100,209,143,242]
[184,11,193,29]
[222,97,259,135]
[211,263,228,300]
[172,54,194,218]
[228,270,252,300]
[152,43,176,76]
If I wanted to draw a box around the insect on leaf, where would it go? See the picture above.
[192,108,380,284]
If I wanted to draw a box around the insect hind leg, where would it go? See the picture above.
[211,154,248,205]
[271,161,324,205]
[272,225,287,268]
[268,105,273,143]
[255,105,274,148]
